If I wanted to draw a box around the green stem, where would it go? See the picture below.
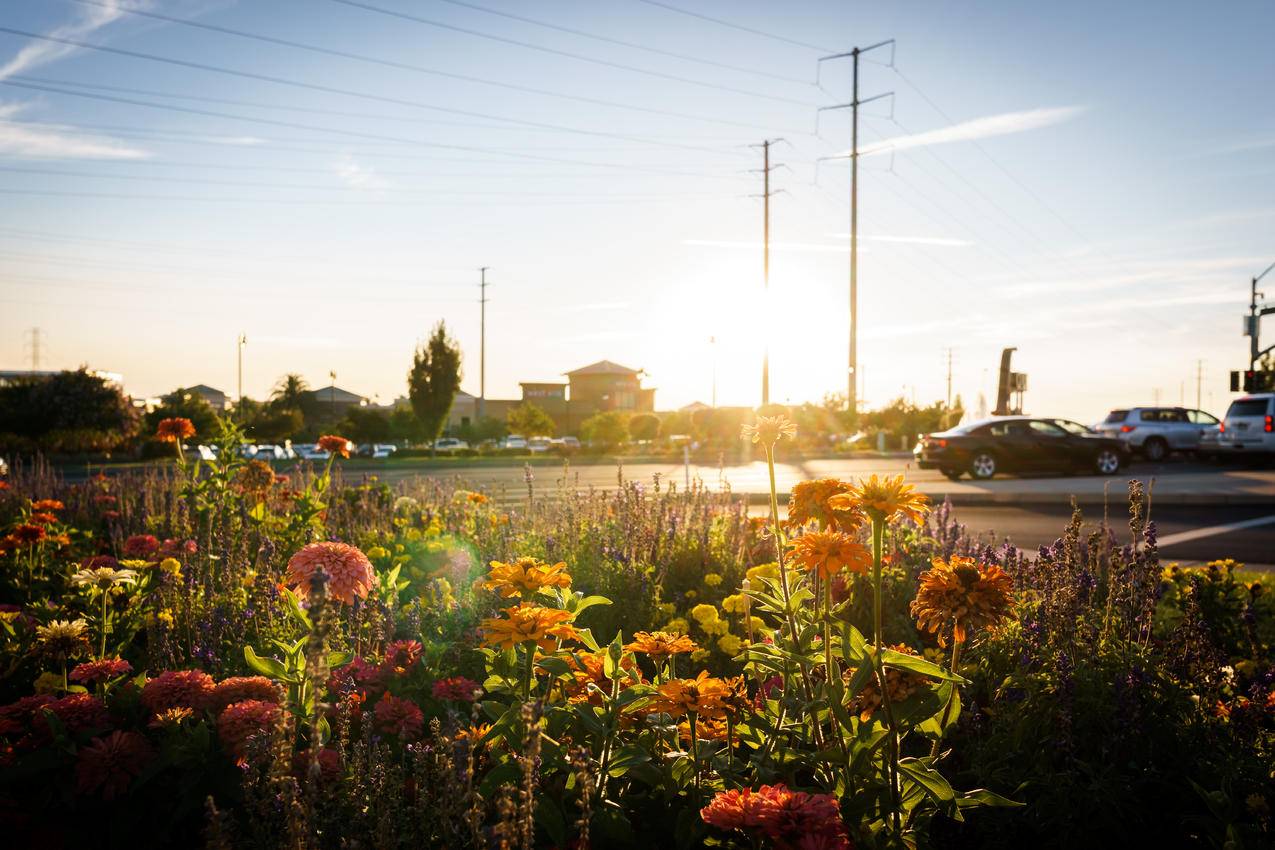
[689,710,699,795]
[100,592,109,659]
[870,518,902,831]
[929,638,964,759]
[520,642,535,702]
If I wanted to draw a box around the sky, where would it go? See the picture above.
[1,0,1273,424]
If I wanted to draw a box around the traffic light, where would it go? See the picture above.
[1235,370,1275,392]
[1231,370,1240,391]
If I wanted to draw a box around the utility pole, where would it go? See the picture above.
[750,139,784,407]
[1249,260,1275,369]
[23,327,41,370]
[1196,360,1203,410]
[237,334,247,418]
[818,40,894,416]
[479,267,489,420]
[329,370,336,408]
[944,347,953,408]
[709,335,717,408]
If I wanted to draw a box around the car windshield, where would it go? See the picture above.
[1051,419,1090,435]
[1227,399,1271,418]
[1103,410,1128,423]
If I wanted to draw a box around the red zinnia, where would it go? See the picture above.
[210,676,282,713]
[11,524,46,545]
[382,640,423,676]
[432,676,480,702]
[82,554,120,570]
[30,512,58,525]
[217,699,279,758]
[155,417,196,442]
[141,669,215,715]
[285,541,375,605]
[373,693,423,739]
[316,434,351,458]
[38,693,112,740]
[71,658,133,686]
[31,499,64,512]
[123,534,161,558]
[75,730,153,800]
[0,694,56,738]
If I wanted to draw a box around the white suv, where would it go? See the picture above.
[1093,407,1218,461]
[1215,394,1275,458]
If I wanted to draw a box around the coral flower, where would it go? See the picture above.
[12,524,47,545]
[317,434,351,458]
[235,460,275,494]
[155,417,196,442]
[374,693,424,739]
[217,699,279,758]
[31,499,64,512]
[788,530,872,581]
[432,676,480,702]
[123,534,161,558]
[30,512,58,525]
[700,786,776,832]
[479,603,580,650]
[285,541,375,605]
[740,415,797,446]
[650,671,731,718]
[831,474,929,525]
[70,657,133,686]
[382,639,423,676]
[141,669,215,715]
[75,730,153,800]
[210,676,282,713]
[786,479,863,532]
[911,555,1015,646]
[625,631,697,662]
[483,557,572,598]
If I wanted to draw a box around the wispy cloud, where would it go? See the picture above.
[847,106,1085,157]
[0,103,149,159]
[334,156,389,190]
[826,233,972,247]
[0,0,136,82]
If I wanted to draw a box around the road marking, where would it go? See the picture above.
[1157,514,1275,547]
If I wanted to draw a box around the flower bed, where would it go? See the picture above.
[0,418,1270,849]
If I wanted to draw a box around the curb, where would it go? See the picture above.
[739,492,1275,508]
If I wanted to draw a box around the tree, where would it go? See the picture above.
[627,413,659,442]
[339,407,392,444]
[271,374,310,409]
[389,407,427,445]
[458,416,507,445]
[407,321,463,455]
[506,402,555,437]
[0,369,137,455]
[580,411,628,450]
[659,411,692,439]
[144,388,220,442]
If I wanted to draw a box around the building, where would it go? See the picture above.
[565,360,655,415]
[186,384,229,411]
[302,384,370,423]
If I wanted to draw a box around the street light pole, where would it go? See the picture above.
[236,333,246,417]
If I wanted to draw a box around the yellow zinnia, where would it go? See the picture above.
[479,602,580,650]
[831,474,929,525]
[483,557,572,598]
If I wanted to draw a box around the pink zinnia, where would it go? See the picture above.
[210,676,282,713]
[292,747,343,784]
[0,694,56,738]
[141,669,215,715]
[160,538,197,557]
[286,542,375,605]
[373,693,423,739]
[70,657,133,686]
[383,640,423,676]
[701,786,776,833]
[432,676,480,702]
[123,534,160,558]
[33,693,112,743]
[75,730,153,800]
[217,699,279,758]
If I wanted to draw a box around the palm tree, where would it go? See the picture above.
[271,374,310,410]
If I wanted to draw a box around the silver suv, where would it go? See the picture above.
[1093,407,1218,461]
[1215,394,1274,458]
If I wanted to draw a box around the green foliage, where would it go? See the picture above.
[145,387,220,441]
[580,410,629,449]
[407,321,463,449]
[0,368,137,454]
[338,407,392,444]
[506,402,555,437]
[626,412,660,442]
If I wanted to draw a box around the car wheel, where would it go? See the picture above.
[1094,449,1121,475]
[969,452,997,479]
[1142,437,1168,462]
[942,469,962,481]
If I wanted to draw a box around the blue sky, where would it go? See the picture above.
[1,0,1273,421]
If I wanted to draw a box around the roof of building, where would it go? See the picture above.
[186,384,226,397]
[520,381,567,387]
[303,385,368,404]
[680,401,712,412]
[565,360,642,377]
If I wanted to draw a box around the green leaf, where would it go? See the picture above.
[247,501,267,522]
[569,594,612,615]
[534,799,567,848]
[280,588,311,629]
[880,647,965,682]
[327,649,355,669]
[899,758,958,818]
[574,627,600,652]
[958,788,1026,808]
[244,646,288,680]
[606,745,650,777]
[536,656,573,679]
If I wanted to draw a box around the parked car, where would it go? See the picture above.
[501,435,528,451]
[527,436,552,453]
[183,445,217,461]
[253,444,287,461]
[294,444,329,461]
[1092,406,1218,461]
[551,436,581,450]
[915,416,1128,480]
[1213,394,1275,458]
[369,444,396,459]
[433,438,469,454]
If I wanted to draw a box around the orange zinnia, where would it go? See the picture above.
[483,557,572,598]
[625,631,696,662]
[911,555,1014,646]
[830,474,929,525]
[785,478,863,532]
[740,415,797,447]
[31,499,64,512]
[788,530,871,580]
[479,603,580,650]
[649,671,731,718]
[317,435,351,458]
[155,417,196,443]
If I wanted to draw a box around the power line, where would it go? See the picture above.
[322,0,817,106]
[62,0,802,131]
[631,0,835,52]
[0,29,757,158]
[431,0,810,84]
[0,187,730,206]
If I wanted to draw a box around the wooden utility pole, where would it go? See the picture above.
[478,267,489,420]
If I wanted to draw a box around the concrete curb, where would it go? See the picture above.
[739,492,1275,507]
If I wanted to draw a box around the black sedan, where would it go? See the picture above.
[914,416,1129,480]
